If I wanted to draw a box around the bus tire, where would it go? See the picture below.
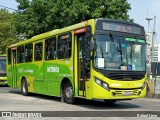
[104,100,116,104]
[21,79,29,96]
[62,81,74,104]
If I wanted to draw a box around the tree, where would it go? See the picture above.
[14,0,131,38]
[0,9,18,54]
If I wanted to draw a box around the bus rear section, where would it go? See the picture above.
[0,55,7,85]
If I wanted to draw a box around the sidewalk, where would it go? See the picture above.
[146,78,160,99]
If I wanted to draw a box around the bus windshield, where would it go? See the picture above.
[94,34,146,71]
[0,58,6,73]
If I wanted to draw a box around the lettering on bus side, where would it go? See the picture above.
[24,70,34,74]
[47,67,59,73]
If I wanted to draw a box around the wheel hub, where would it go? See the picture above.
[65,87,73,98]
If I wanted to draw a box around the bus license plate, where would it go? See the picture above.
[123,91,132,96]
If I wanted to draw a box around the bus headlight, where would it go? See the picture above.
[102,83,109,90]
[95,78,101,85]
[142,81,147,90]
[94,77,110,91]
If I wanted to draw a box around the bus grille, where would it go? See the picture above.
[107,72,145,80]
[112,90,140,96]
[94,68,146,81]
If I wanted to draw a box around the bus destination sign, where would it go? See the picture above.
[96,20,144,35]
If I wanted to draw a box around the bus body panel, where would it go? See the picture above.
[13,55,74,97]
[7,65,12,86]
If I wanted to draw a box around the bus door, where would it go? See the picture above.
[11,48,17,87]
[74,27,91,97]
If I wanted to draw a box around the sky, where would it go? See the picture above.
[0,0,160,42]
[128,0,160,43]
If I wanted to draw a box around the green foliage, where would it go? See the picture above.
[0,9,18,54]
[14,0,131,38]
[16,0,30,10]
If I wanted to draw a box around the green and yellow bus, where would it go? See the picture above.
[0,54,7,85]
[7,18,147,104]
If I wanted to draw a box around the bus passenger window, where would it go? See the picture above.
[7,48,11,65]
[17,46,25,63]
[34,42,43,61]
[57,33,71,59]
[25,43,33,62]
[45,37,56,60]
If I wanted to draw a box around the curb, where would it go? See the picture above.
[146,80,160,99]
[145,92,160,99]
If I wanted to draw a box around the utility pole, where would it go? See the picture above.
[146,18,153,38]
[151,16,157,94]
[146,9,153,44]
[146,17,153,73]
[151,16,156,63]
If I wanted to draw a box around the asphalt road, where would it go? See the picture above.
[0,86,160,120]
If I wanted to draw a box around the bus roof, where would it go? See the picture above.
[8,18,144,48]
[8,19,94,48]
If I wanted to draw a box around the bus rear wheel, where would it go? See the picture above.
[62,81,75,104]
[21,79,29,96]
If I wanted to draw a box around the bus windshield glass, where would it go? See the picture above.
[94,34,146,71]
[0,57,6,74]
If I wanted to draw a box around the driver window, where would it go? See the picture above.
[108,42,120,63]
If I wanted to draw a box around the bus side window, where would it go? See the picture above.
[34,42,43,61]
[57,33,72,59]
[17,46,25,63]
[7,48,11,65]
[25,43,33,62]
[45,37,56,60]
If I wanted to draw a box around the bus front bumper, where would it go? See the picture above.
[0,77,7,85]
[91,83,146,100]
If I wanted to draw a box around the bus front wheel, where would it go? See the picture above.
[21,79,29,96]
[62,81,74,104]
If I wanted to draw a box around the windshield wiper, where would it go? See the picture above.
[100,45,104,58]
[117,39,122,52]
[117,39,123,62]
[109,33,114,42]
